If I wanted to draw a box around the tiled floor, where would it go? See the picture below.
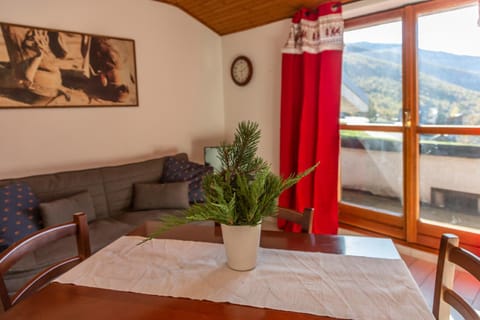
[400,252,480,319]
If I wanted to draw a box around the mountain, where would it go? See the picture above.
[343,42,480,125]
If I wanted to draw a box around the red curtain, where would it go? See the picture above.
[279,2,344,234]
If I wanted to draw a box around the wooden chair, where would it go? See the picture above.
[0,212,91,311]
[277,207,314,234]
[433,233,480,320]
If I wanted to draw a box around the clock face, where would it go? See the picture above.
[231,56,252,86]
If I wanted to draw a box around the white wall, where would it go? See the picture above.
[222,20,290,174]
[0,0,225,179]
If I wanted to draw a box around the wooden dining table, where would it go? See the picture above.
[0,221,430,319]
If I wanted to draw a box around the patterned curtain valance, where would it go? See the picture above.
[282,2,344,54]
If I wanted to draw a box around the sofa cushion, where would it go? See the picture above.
[39,191,96,227]
[133,182,189,210]
[161,157,212,203]
[7,168,109,220]
[114,209,185,227]
[9,217,132,274]
[0,182,41,251]
[84,218,135,252]
[5,217,133,295]
[101,153,188,216]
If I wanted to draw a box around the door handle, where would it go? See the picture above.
[404,110,411,128]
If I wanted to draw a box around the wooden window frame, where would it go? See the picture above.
[339,0,480,255]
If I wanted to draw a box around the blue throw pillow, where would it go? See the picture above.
[161,157,213,203]
[0,182,41,251]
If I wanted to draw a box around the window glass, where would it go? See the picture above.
[342,21,403,125]
[418,5,480,126]
[419,134,480,230]
[341,130,403,216]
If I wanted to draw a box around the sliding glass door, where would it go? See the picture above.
[416,1,480,252]
[339,0,480,253]
[340,11,405,239]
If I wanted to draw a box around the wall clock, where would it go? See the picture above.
[230,55,253,86]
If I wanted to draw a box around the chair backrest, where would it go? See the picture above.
[277,207,314,234]
[433,233,480,320]
[0,212,91,311]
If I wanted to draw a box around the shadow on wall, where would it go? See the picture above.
[95,147,181,167]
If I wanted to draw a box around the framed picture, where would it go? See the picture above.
[0,22,138,108]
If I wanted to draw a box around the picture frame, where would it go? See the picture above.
[0,22,139,108]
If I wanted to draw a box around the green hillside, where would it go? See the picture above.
[343,42,480,125]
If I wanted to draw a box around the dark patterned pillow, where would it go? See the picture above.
[187,166,213,203]
[161,157,213,203]
[0,182,42,252]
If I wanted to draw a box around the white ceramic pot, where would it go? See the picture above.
[220,223,261,271]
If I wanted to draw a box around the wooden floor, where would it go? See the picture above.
[400,253,480,319]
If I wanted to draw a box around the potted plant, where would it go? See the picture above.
[155,121,316,271]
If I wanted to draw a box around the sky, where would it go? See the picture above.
[344,5,480,57]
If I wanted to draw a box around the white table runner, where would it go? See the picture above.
[55,236,434,320]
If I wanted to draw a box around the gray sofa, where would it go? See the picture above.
[0,153,191,295]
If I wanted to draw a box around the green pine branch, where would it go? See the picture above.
[147,120,318,239]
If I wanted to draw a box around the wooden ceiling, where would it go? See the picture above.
[156,0,355,35]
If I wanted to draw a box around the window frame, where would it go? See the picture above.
[339,0,480,254]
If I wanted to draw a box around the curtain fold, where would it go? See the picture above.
[279,2,344,234]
